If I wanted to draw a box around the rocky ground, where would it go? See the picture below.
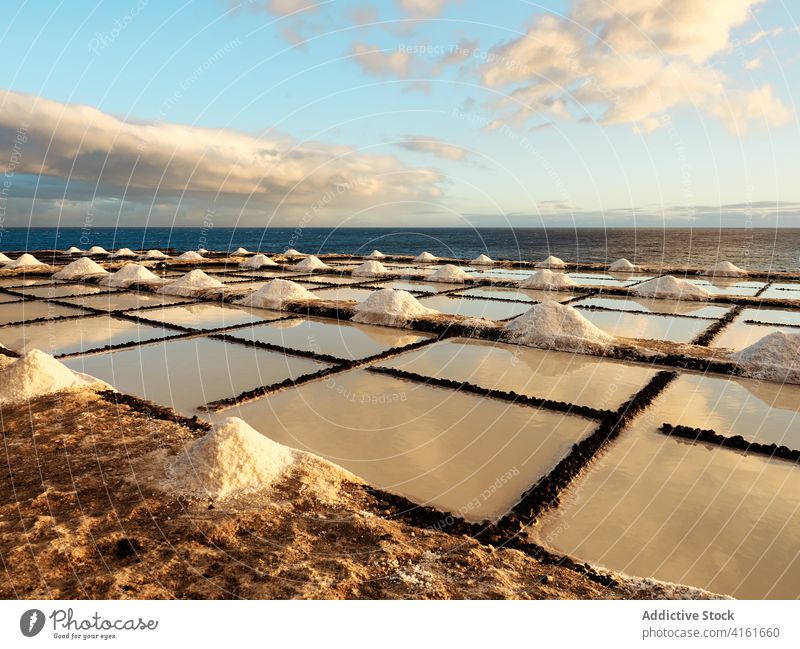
[0,379,722,600]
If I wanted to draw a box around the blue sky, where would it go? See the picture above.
[0,0,798,228]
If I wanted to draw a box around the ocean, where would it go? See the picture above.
[1,227,797,272]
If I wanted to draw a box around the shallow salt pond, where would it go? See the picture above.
[128,303,284,331]
[643,371,800,448]
[454,286,577,304]
[361,279,464,293]
[213,370,597,521]
[12,283,116,298]
[686,278,764,297]
[0,314,172,356]
[59,291,194,312]
[0,300,85,325]
[760,282,800,300]
[578,309,709,343]
[378,338,658,411]
[0,293,22,304]
[566,272,650,287]
[0,277,54,288]
[303,275,375,285]
[737,306,800,326]
[227,316,430,360]
[711,319,798,351]
[417,294,531,320]
[528,415,800,598]
[64,336,329,415]
[309,287,376,303]
[572,295,731,319]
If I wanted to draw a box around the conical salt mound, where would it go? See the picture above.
[353,289,437,327]
[87,246,109,255]
[52,257,108,280]
[176,251,204,261]
[112,248,136,258]
[161,269,225,296]
[4,253,43,268]
[0,349,105,405]
[353,260,389,276]
[233,247,251,256]
[144,249,168,259]
[166,417,295,500]
[414,251,437,263]
[608,258,640,272]
[235,279,319,309]
[519,269,575,290]
[471,254,494,265]
[65,247,82,254]
[366,250,386,259]
[704,260,747,277]
[534,255,566,269]
[100,264,164,287]
[429,264,470,282]
[631,276,710,300]
[294,255,331,271]
[731,331,800,384]
[0,252,10,263]
[504,301,613,351]
[284,248,302,256]
[240,254,278,269]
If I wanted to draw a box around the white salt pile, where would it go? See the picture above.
[111,248,136,258]
[294,255,331,271]
[366,250,386,259]
[608,258,640,272]
[160,269,225,296]
[704,260,747,277]
[0,349,105,405]
[471,254,494,265]
[0,252,11,262]
[176,251,204,261]
[519,269,576,290]
[429,264,471,283]
[535,255,566,269]
[198,248,209,254]
[284,248,303,256]
[4,253,44,269]
[731,331,800,384]
[240,254,278,269]
[166,417,295,500]
[414,251,438,263]
[100,264,164,288]
[86,246,109,255]
[352,260,389,276]
[65,247,82,254]
[353,288,437,327]
[504,301,613,352]
[52,257,108,281]
[631,275,710,300]
[235,279,319,310]
[144,249,169,259]
[233,247,251,256]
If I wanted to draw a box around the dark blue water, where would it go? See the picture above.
[1,227,797,271]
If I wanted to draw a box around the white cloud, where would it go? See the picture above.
[395,136,470,160]
[0,89,442,216]
[351,43,412,77]
[479,0,791,133]
[396,0,454,19]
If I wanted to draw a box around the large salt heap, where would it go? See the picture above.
[631,275,710,300]
[166,417,295,500]
[0,350,106,405]
[161,269,225,296]
[535,255,566,269]
[704,260,747,277]
[111,248,136,258]
[732,331,800,384]
[176,251,204,261]
[86,246,109,255]
[366,250,386,259]
[235,279,319,310]
[353,288,437,327]
[240,254,278,269]
[4,253,44,269]
[519,269,576,290]
[352,260,389,277]
[233,247,251,256]
[52,257,109,280]
[101,264,164,287]
[294,255,331,271]
[144,249,169,260]
[414,251,438,263]
[470,254,494,265]
[0,253,10,263]
[65,247,82,255]
[429,264,471,283]
[504,301,613,352]
[609,258,640,272]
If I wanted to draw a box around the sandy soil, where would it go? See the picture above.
[0,388,720,600]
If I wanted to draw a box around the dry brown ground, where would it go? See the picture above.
[0,386,722,600]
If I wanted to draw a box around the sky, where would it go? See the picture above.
[0,0,798,229]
